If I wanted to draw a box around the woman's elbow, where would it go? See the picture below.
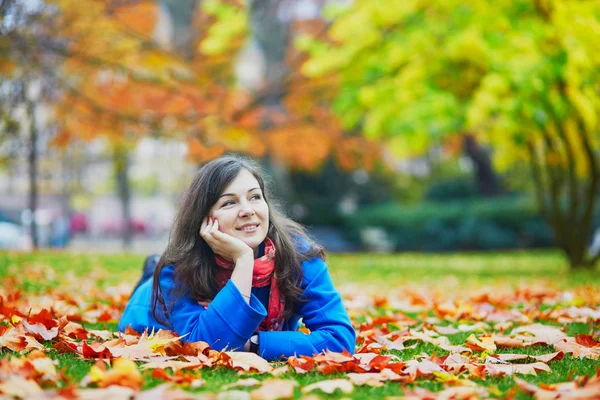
[325,325,357,354]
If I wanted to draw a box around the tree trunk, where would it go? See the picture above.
[158,0,199,60]
[25,95,39,249]
[247,0,296,202]
[114,146,133,249]
[462,134,501,197]
[248,0,290,107]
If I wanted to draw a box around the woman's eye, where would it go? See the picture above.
[251,194,262,200]
[222,200,234,207]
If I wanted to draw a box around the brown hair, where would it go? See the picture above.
[151,154,325,325]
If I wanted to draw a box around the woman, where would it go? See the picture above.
[118,155,356,360]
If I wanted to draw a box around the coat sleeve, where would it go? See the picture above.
[160,266,267,351]
[257,257,356,360]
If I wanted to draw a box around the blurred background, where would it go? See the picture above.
[0,0,599,270]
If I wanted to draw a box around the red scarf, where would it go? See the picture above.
[214,238,285,331]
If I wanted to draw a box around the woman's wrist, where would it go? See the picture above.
[233,250,254,265]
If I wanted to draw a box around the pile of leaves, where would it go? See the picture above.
[0,262,599,399]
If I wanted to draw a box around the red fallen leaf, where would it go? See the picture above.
[125,326,141,335]
[54,340,79,354]
[22,320,59,341]
[62,322,89,341]
[288,355,316,373]
[0,296,23,319]
[56,384,78,399]
[313,349,355,364]
[576,334,600,348]
[373,296,388,307]
[27,308,57,329]
[97,310,113,322]
[369,354,404,373]
[150,368,204,387]
[82,342,113,359]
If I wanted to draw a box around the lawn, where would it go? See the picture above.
[0,250,599,399]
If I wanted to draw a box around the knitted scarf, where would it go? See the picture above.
[214,237,285,331]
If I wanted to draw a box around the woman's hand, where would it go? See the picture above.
[200,217,253,263]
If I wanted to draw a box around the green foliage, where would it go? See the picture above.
[345,197,565,251]
[299,0,600,165]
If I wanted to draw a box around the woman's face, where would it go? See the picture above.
[209,169,270,253]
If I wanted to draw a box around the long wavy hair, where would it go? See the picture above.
[151,154,325,326]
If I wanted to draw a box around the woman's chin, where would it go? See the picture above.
[240,235,267,251]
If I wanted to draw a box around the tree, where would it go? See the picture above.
[298,0,600,268]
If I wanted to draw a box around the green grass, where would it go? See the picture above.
[0,249,599,399]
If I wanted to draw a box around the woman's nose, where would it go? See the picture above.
[239,201,255,217]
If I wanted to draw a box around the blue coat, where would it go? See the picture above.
[118,256,356,361]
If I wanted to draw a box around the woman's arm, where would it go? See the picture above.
[256,257,356,360]
[162,266,266,351]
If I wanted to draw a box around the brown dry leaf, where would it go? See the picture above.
[302,379,353,395]
[62,321,90,340]
[531,351,564,363]
[512,324,566,345]
[554,338,600,360]
[250,378,298,400]
[140,358,203,371]
[576,334,600,348]
[89,329,119,341]
[313,349,355,363]
[0,326,28,352]
[404,359,448,379]
[485,361,551,376]
[515,373,600,400]
[493,335,525,348]
[491,353,529,362]
[224,351,273,373]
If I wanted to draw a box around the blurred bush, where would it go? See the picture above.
[343,196,591,252]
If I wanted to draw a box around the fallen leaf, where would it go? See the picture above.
[485,361,551,376]
[224,351,273,373]
[0,376,44,398]
[250,378,298,400]
[222,378,261,390]
[302,379,354,394]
